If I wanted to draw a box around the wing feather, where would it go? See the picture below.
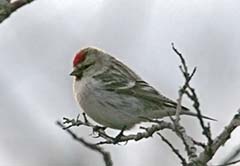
[94,56,188,111]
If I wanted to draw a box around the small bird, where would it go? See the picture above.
[70,47,214,130]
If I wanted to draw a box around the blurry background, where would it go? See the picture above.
[0,0,240,165]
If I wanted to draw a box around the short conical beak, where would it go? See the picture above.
[70,68,83,79]
[70,62,94,77]
[70,69,78,76]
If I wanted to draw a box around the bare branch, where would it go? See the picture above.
[170,116,197,162]
[194,111,240,165]
[172,43,213,145]
[191,138,206,149]
[171,43,200,162]
[171,43,188,72]
[0,0,35,23]
[62,115,114,143]
[185,88,213,145]
[171,43,240,165]
[158,133,187,166]
[56,121,113,166]
[62,115,175,145]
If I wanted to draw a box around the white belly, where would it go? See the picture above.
[73,77,143,129]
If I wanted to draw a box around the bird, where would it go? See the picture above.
[70,47,214,130]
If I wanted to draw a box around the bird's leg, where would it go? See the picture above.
[93,125,107,132]
[90,125,108,138]
[82,112,89,124]
[113,126,127,144]
[62,115,84,129]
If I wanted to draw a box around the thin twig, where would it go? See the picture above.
[172,43,213,146]
[171,43,200,162]
[191,138,206,149]
[194,112,240,165]
[169,115,197,162]
[56,121,113,166]
[62,115,177,145]
[158,133,187,166]
[171,43,187,72]
[0,0,36,23]
[185,88,213,145]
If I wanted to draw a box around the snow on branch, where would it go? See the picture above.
[195,111,240,165]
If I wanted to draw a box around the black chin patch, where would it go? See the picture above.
[73,62,95,80]
[75,73,83,80]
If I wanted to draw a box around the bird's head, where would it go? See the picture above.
[70,47,104,79]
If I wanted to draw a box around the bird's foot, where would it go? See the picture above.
[90,125,107,138]
[113,126,127,144]
[93,125,107,132]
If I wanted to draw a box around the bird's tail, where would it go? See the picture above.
[181,110,217,121]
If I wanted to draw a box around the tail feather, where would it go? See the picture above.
[181,110,217,121]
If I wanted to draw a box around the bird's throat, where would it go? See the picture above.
[72,62,95,80]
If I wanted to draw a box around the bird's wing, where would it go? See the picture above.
[115,80,184,110]
[94,56,188,111]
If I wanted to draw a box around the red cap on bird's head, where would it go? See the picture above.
[73,50,86,67]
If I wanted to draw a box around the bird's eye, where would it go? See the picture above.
[73,50,87,66]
